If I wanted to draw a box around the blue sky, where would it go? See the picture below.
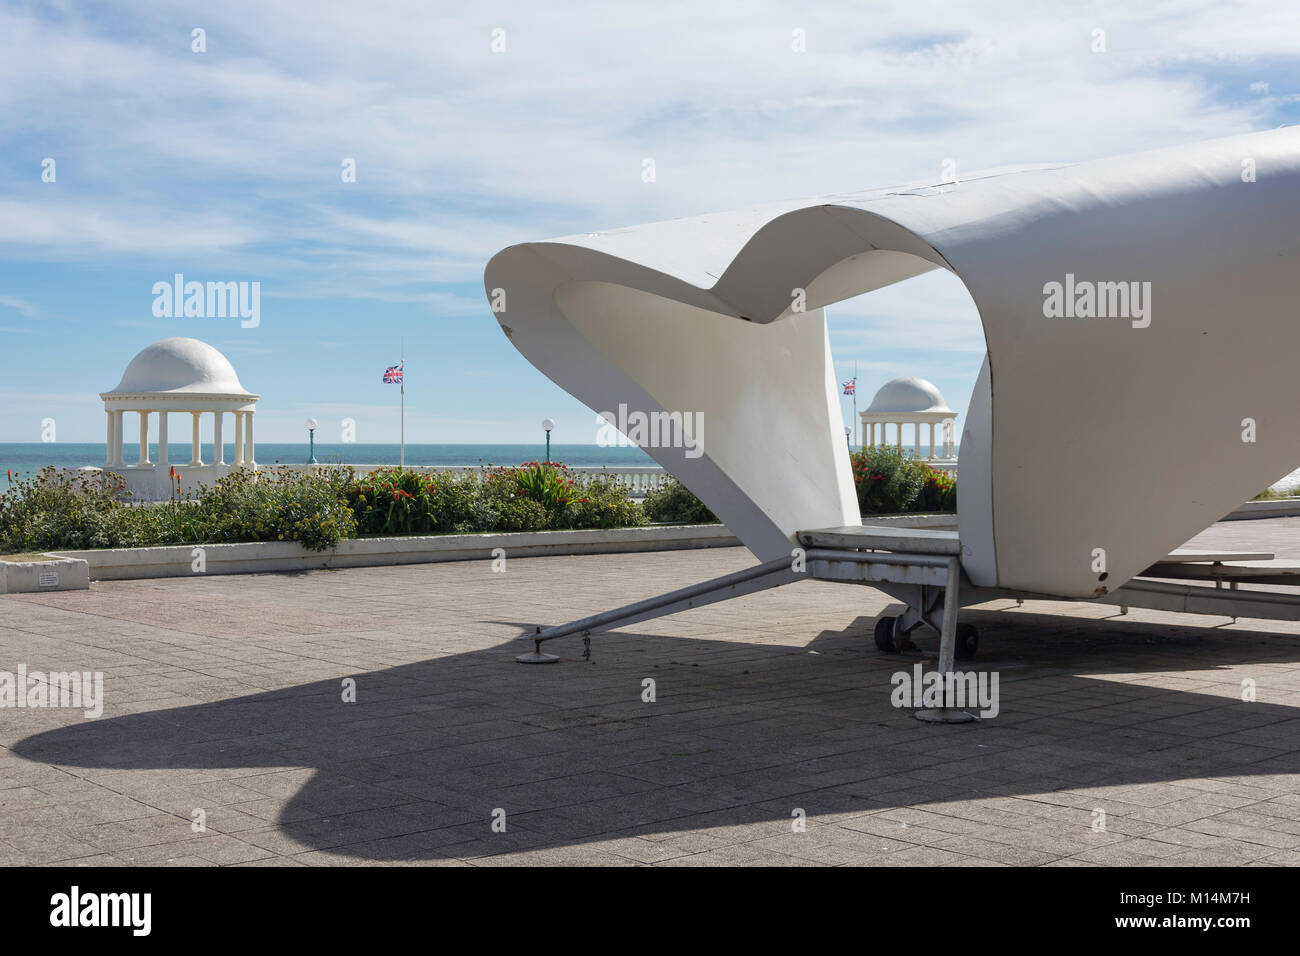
[1,0,1298,445]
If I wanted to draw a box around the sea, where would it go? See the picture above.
[0,441,961,492]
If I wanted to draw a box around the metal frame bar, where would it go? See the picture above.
[523,554,803,651]
[1098,578,1300,621]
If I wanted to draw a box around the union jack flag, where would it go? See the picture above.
[841,379,856,396]
[383,363,404,384]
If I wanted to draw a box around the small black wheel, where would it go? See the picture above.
[874,615,901,653]
[955,623,979,661]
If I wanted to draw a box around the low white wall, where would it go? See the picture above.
[49,524,740,581]
[0,557,90,594]
[69,463,243,501]
[1221,498,1300,520]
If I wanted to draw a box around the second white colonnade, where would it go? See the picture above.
[101,338,260,499]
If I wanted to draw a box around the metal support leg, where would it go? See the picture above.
[517,555,802,662]
[517,626,560,664]
[916,557,976,723]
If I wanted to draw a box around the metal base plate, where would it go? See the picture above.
[515,651,560,664]
[915,707,977,723]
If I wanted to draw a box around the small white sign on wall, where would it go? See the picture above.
[38,571,59,587]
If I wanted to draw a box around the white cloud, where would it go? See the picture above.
[0,199,257,254]
[3,1,1294,239]
[0,295,38,317]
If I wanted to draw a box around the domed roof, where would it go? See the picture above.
[105,338,254,396]
[865,376,954,414]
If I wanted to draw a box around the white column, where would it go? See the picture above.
[245,413,255,466]
[105,411,114,466]
[213,412,224,465]
[138,411,151,465]
[234,412,245,466]
[895,423,902,452]
[929,422,935,460]
[157,412,168,467]
[190,412,202,465]
[113,411,125,466]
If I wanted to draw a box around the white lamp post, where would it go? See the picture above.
[542,417,555,463]
[305,418,318,465]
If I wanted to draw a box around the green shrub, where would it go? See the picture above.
[347,467,434,535]
[915,465,957,512]
[558,475,647,529]
[193,468,357,551]
[1255,485,1300,500]
[0,468,134,552]
[849,447,957,514]
[0,466,355,552]
[512,461,579,509]
[642,477,718,524]
[0,467,212,551]
[424,474,482,533]
[341,464,647,535]
[478,494,551,532]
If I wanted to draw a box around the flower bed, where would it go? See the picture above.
[344,462,643,536]
[1,452,956,555]
[850,446,957,514]
[1,462,645,553]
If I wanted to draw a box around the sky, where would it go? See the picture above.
[1,0,1298,446]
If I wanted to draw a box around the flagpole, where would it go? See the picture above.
[400,347,405,468]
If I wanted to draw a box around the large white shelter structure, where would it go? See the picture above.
[860,376,956,461]
[486,128,1300,713]
[100,338,258,499]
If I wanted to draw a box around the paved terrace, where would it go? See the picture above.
[2,518,1300,867]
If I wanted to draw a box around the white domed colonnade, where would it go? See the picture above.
[859,376,956,462]
[100,338,258,499]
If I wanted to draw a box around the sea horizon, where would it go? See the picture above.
[0,440,963,491]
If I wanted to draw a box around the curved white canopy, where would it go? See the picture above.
[485,128,1300,599]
